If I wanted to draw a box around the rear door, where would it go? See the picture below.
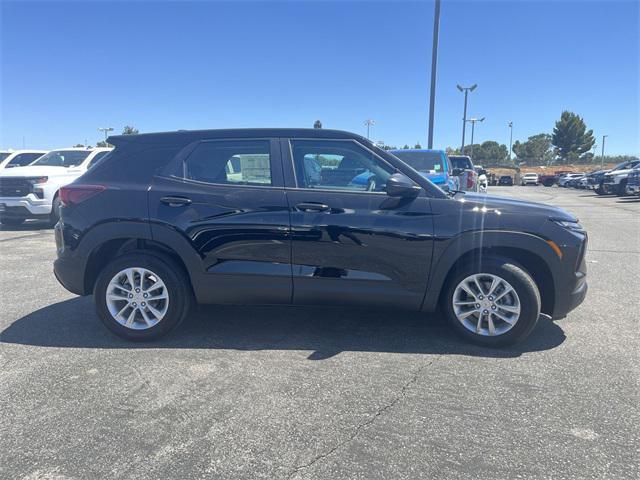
[281,138,434,310]
[148,138,292,304]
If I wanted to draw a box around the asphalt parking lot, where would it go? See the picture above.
[1,186,638,480]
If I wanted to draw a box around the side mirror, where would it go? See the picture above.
[386,173,421,198]
[452,167,463,176]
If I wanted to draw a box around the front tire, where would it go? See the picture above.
[94,252,193,341]
[49,195,61,227]
[442,256,541,347]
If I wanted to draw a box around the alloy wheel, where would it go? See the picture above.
[452,273,521,336]
[105,267,169,330]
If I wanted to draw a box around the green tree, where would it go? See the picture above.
[512,133,553,166]
[414,143,422,149]
[462,141,509,167]
[96,141,109,148]
[551,111,595,163]
[73,143,85,148]
[402,144,410,149]
[122,125,139,135]
[313,120,322,129]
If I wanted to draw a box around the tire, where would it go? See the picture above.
[49,195,61,227]
[442,256,541,347]
[615,180,627,196]
[0,217,25,226]
[94,252,193,341]
[595,184,605,195]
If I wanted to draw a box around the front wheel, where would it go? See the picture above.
[443,256,541,347]
[94,252,193,341]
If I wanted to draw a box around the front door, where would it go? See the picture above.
[148,138,292,304]
[283,138,434,310]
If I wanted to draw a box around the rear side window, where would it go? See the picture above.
[450,156,473,170]
[8,153,44,167]
[182,140,272,186]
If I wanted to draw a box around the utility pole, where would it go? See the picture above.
[98,127,114,144]
[601,135,608,168]
[457,84,477,154]
[467,117,485,158]
[508,121,513,163]
[427,0,441,149]
[364,119,375,140]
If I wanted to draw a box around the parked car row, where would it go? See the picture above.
[555,160,640,196]
[0,147,112,225]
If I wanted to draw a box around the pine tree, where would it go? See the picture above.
[551,111,595,163]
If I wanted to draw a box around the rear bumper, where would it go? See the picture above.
[53,222,87,295]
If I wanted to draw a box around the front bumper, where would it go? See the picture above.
[0,195,52,217]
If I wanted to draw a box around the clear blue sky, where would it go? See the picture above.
[1,0,638,155]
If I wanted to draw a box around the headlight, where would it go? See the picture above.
[551,219,585,232]
[27,176,48,185]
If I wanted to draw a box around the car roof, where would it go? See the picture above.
[390,149,444,153]
[107,128,370,146]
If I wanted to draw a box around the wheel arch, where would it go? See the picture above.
[422,231,560,316]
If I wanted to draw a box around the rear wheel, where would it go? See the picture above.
[94,252,193,340]
[443,256,541,347]
[49,195,61,227]
[615,180,628,196]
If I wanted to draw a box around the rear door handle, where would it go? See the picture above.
[160,196,192,207]
[296,202,331,212]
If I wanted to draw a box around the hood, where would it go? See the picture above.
[0,165,82,178]
[460,192,577,222]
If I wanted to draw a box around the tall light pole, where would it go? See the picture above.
[364,119,375,140]
[457,84,477,154]
[427,0,441,149]
[98,127,114,144]
[508,121,514,163]
[601,135,608,168]
[467,117,485,158]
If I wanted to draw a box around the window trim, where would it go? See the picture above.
[285,138,403,195]
[162,137,282,189]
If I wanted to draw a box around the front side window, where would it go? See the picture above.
[290,140,394,192]
[31,150,90,167]
[183,140,271,186]
[393,150,445,175]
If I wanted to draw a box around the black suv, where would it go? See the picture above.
[54,129,588,346]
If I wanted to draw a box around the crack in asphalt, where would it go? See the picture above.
[285,355,440,479]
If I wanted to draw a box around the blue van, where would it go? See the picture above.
[390,149,460,192]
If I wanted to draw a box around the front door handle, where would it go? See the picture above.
[296,202,331,212]
[160,196,192,207]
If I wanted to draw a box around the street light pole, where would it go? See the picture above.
[466,117,485,158]
[427,0,441,149]
[508,121,513,163]
[364,119,375,140]
[457,83,477,153]
[98,127,114,144]
[601,135,608,168]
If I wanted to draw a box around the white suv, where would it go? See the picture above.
[0,150,48,170]
[521,172,539,185]
[0,148,111,226]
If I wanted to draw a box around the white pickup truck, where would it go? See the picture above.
[0,147,111,226]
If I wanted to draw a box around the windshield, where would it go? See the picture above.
[31,150,90,167]
[392,150,445,174]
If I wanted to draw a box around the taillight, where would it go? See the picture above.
[59,185,106,207]
[467,171,476,189]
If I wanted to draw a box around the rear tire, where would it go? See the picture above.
[49,195,61,227]
[0,217,25,226]
[442,256,541,347]
[615,180,627,196]
[94,252,193,341]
